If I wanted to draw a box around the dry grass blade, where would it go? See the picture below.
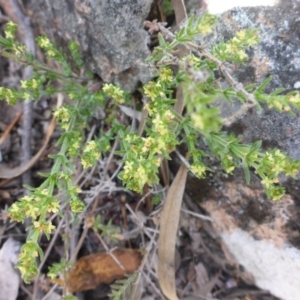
[0,94,63,179]
[0,110,23,146]
[172,0,187,26]
[158,163,188,300]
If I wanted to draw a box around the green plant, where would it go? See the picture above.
[1,12,299,296]
[161,0,174,16]
[109,273,139,300]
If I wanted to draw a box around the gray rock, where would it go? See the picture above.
[175,5,300,299]
[23,0,153,91]
[195,4,300,196]
[185,1,300,159]
[0,238,20,300]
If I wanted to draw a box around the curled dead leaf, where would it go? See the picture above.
[66,248,142,293]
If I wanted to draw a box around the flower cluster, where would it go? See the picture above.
[197,14,217,35]
[103,83,125,104]
[9,190,59,224]
[53,106,71,130]
[257,149,300,200]
[4,21,17,40]
[213,28,260,63]
[0,86,19,105]
[81,140,101,169]
[190,162,207,178]
[119,106,177,192]
[21,78,42,90]
[17,241,42,283]
[36,36,59,58]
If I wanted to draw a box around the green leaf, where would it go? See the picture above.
[0,35,13,48]
[270,87,285,96]
[176,27,185,39]
[243,163,251,184]
[244,83,256,92]
[187,15,195,29]
[169,40,179,49]
[223,87,235,102]
[158,33,166,49]
[256,76,272,93]
[23,184,36,191]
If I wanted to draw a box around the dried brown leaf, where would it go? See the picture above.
[158,163,188,300]
[66,248,142,293]
[144,20,160,35]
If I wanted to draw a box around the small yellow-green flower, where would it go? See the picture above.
[271,100,283,111]
[191,113,204,130]
[156,137,167,153]
[9,203,19,213]
[190,54,201,67]
[5,21,17,39]
[269,186,285,201]
[25,205,40,219]
[261,177,276,189]
[68,92,76,100]
[21,92,30,100]
[48,201,60,213]
[5,30,14,39]
[34,221,55,234]
[144,103,153,115]
[30,79,38,89]
[21,80,28,88]
[125,134,132,143]
[274,149,285,160]
[123,161,134,176]
[46,222,55,234]
[142,137,154,153]
[153,115,168,134]
[225,42,238,54]
[144,81,162,100]
[236,50,248,61]
[223,155,236,173]
[191,163,206,178]
[13,45,26,56]
[103,83,125,103]
[289,93,300,104]
[246,32,260,46]
[265,151,275,163]
[236,30,246,41]
[38,36,51,48]
[21,195,33,202]
[84,140,97,152]
[164,110,174,122]
[159,67,173,82]
[198,24,213,35]
[33,221,42,232]
[53,106,70,123]
[47,49,56,57]
[70,198,85,213]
